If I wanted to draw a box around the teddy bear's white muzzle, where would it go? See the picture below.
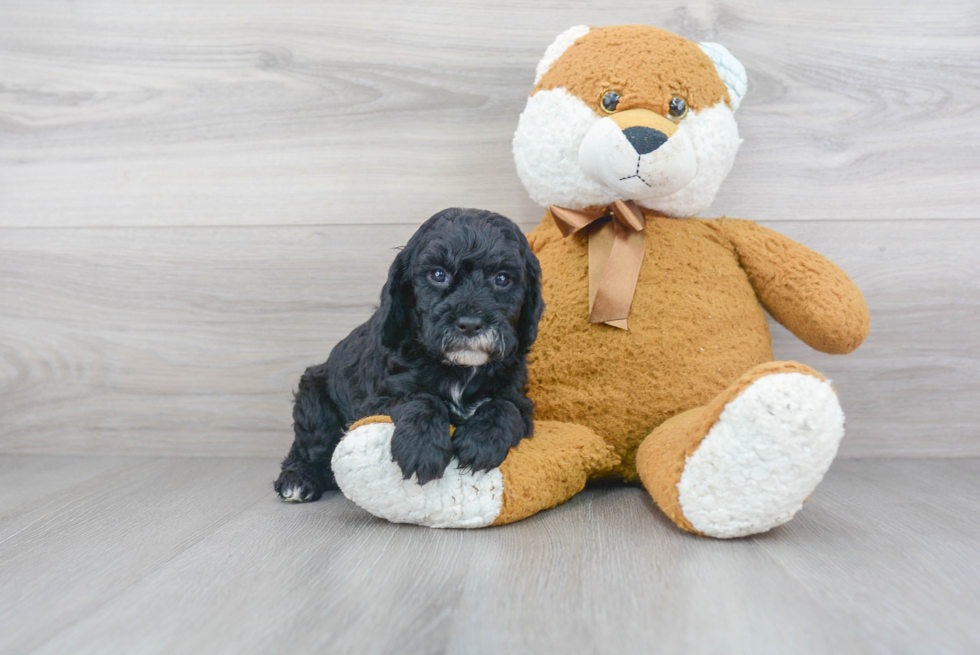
[578,116,698,200]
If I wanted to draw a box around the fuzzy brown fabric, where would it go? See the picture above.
[534,25,731,116]
[711,220,871,354]
[527,211,847,479]
[635,361,826,535]
[525,206,867,480]
[492,420,619,526]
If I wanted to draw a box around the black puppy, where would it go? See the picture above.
[275,207,544,502]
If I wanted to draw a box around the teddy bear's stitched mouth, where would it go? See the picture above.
[619,156,655,189]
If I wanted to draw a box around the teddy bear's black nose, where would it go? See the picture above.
[623,126,668,155]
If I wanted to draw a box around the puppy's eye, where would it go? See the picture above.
[493,272,511,288]
[668,96,688,121]
[429,269,448,284]
[600,90,621,114]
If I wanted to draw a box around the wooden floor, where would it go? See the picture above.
[1,456,977,654]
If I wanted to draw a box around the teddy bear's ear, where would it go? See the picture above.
[534,25,591,85]
[698,42,748,111]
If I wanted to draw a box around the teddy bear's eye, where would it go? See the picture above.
[600,91,621,114]
[668,96,689,121]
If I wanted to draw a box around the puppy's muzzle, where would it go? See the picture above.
[443,324,501,367]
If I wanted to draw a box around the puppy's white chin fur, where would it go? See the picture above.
[442,329,500,367]
[444,350,490,366]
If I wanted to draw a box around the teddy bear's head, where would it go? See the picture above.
[513,25,747,217]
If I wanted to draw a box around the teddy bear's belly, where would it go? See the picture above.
[527,218,774,480]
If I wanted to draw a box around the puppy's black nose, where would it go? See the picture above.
[456,316,483,337]
[623,126,668,155]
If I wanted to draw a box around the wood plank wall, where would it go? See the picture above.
[2,1,978,457]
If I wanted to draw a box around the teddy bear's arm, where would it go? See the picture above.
[711,219,870,354]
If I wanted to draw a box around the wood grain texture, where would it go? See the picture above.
[0,456,273,653]
[0,456,976,654]
[1,0,978,227]
[0,455,142,541]
[1,219,977,458]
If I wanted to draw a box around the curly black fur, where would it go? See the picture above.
[274,208,544,501]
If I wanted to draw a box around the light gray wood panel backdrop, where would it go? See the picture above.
[2,0,979,226]
[1,0,978,456]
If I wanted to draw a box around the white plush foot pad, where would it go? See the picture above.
[677,373,845,538]
[331,422,504,529]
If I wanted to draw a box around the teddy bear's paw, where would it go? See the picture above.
[677,372,844,538]
[331,420,504,528]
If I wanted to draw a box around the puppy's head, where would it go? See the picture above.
[380,208,543,366]
[513,25,747,217]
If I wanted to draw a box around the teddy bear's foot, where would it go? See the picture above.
[331,416,505,528]
[332,416,618,528]
[637,361,844,539]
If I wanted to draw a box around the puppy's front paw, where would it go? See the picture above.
[390,399,453,485]
[274,467,322,503]
[453,400,524,473]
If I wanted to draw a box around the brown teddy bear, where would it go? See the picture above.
[330,25,870,538]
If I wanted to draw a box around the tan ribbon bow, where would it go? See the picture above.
[549,200,647,330]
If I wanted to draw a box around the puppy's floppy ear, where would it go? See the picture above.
[380,245,415,350]
[379,209,457,349]
[516,235,544,353]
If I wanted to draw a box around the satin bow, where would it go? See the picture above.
[549,200,647,330]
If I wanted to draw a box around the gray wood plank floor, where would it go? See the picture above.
[1,456,977,654]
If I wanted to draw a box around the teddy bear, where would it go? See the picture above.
[329,24,870,538]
